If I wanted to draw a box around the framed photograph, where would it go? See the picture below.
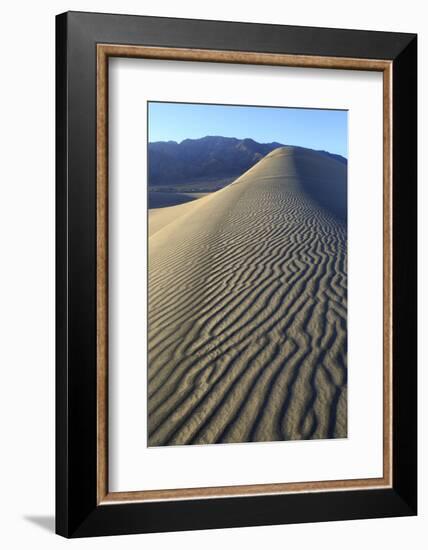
[56,11,417,537]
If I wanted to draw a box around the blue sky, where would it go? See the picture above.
[148,102,348,158]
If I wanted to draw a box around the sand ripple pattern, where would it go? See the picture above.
[148,147,347,446]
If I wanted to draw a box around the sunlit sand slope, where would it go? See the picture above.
[148,146,347,446]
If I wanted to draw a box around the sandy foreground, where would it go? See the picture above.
[148,147,347,446]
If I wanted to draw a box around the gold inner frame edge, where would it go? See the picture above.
[96,44,393,505]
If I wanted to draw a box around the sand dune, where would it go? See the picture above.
[148,146,347,446]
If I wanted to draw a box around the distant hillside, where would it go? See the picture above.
[148,136,347,187]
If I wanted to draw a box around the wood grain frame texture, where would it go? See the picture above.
[96,44,393,505]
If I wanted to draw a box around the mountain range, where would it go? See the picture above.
[148,136,347,187]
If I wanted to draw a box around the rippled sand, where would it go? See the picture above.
[148,147,347,446]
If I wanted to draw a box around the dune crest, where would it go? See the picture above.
[148,146,347,446]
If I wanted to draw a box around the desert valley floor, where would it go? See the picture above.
[147,146,347,446]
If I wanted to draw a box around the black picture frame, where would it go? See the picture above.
[56,11,417,538]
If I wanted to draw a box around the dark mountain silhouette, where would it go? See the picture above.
[148,136,346,187]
